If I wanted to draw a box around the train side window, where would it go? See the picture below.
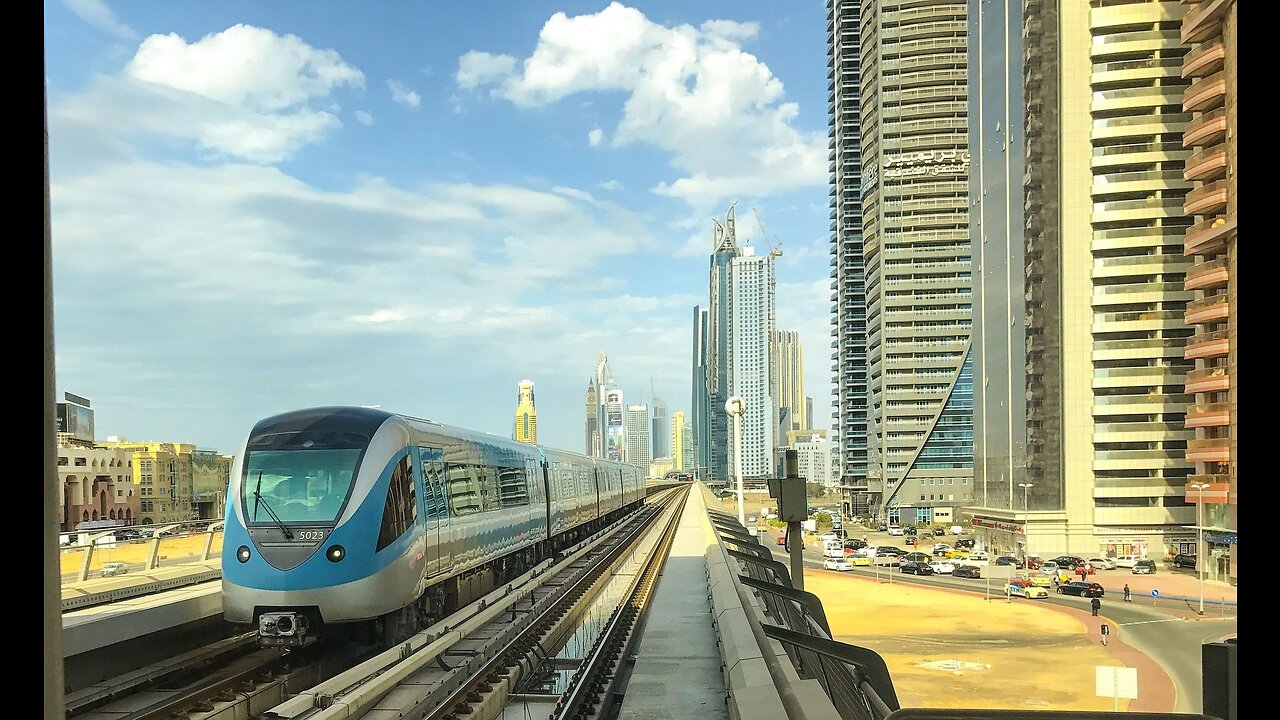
[376,454,416,552]
[418,446,448,520]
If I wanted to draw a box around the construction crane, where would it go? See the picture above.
[752,207,783,261]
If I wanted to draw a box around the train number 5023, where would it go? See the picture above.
[297,530,326,541]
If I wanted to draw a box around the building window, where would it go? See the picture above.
[74,458,87,467]
[58,457,68,466]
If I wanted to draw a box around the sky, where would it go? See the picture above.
[45,0,837,457]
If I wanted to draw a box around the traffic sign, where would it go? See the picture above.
[1150,589,1160,597]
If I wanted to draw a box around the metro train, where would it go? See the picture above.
[221,406,647,648]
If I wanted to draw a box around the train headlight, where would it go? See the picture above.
[236,545,251,563]
[326,545,345,563]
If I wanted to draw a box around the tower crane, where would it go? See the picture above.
[752,207,783,261]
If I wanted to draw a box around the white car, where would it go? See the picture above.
[955,552,990,566]
[823,557,855,572]
[1007,583,1049,599]
[928,559,956,574]
[887,526,905,536]
[819,532,842,542]
[1086,556,1116,570]
[932,543,953,556]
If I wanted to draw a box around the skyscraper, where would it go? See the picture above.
[650,387,669,460]
[624,403,651,469]
[770,329,807,446]
[1179,0,1236,585]
[967,0,1200,565]
[728,247,775,482]
[827,0,870,518]
[857,0,975,528]
[585,377,599,457]
[692,306,710,479]
[596,352,625,462]
[695,206,742,484]
[513,379,537,445]
[671,410,687,471]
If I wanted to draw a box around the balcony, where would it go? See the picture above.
[1183,143,1228,182]
[1184,179,1228,216]
[1185,366,1230,394]
[1183,71,1227,114]
[1185,402,1231,428]
[1185,437,1231,463]
[1182,40,1225,78]
[1184,476,1231,505]
[1183,108,1227,148]
[1184,329,1229,359]
[1182,0,1231,45]
[1184,292,1229,325]
[1183,214,1236,256]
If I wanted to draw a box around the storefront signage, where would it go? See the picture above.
[970,517,1023,534]
[1205,531,1237,545]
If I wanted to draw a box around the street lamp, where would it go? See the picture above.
[725,396,747,526]
[1188,481,1210,615]
[1018,483,1033,564]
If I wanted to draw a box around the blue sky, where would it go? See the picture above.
[46,0,836,456]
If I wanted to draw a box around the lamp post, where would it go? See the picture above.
[1188,481,1210,615]
[725,396,747,526]
[1018,482,1033,564]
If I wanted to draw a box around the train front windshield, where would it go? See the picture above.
[241,434,366,524]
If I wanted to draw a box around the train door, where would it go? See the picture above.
[541,459,553,536]
[593,467,601,519]
[417,446,450,577]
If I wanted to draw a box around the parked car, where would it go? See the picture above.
[1056,581,1105,598]
[954,538,976,550]
[1014,572,1052,588]
[1007,583,1049,599]
[1051,555,1085,569]
[953,564,982,579]
[823,557,855,572]
[1172,553,1197,569]
[957,551,990,565]
[1113,554,1141,569]
[994,556,1019,567]
[928,559,956,575]
[901,551,931,564]
[748,515,757,523]
[776,535,787,546]
[847,554,872,566]
[843,538,868,551]
[900,560,935,576]
[876,545,906,557]
[1132,559,1157,575]
[99,562,129,577]
[877,523,888,531]
[1086,556,1117,570]
[1040,561,1061,575]
[887,526,905,536]
[932,543,954,556]
[932,527,947,537]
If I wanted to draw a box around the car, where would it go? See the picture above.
[99,562,129,577]
[928,559,956,574]
[748,515,757,523]
[843,538,868,551]
[900,560,935,576]
[823,557,855,572]
[1051,555,1084,569]
[1069,564,1096,576]
[876,545,906,557]
[1132,559,1157,575]
[932,543,953,556]
[887,526,905,536]
[994,556,1019,567]
[1172,553,1197,569]
[877,523,888,531]
[1007,583,1049,599]
[1113,554,1141,568]
[944,549,969,559]
[932,527,946,537]
[847,554,872,566]
[1056,581,1105,598]
[958,551,990,564]
[776,535,787,546]
[954,538,976,550]
[1086,557,1116,570]
[902,551,931,565]
[1014,572,1053,588]
[1040,561,1060,574]
[953,564,982,579]
[904,526,918,536]
[765,512,778,520]
[819,532,840,542]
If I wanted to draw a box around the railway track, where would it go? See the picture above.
[67,487,688,720]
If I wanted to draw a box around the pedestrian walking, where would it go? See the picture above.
[1123,583,1131,603]
[1090,596,1101,616]
[1052,575,1060,589]
[1100,623,1110,646]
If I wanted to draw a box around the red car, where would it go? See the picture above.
[776,535,787,546]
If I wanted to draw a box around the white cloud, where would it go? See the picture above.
[599,179,622,191]
[552,185,596,203]
[119,24,364,162]
[64,0,137,40]
[355,110,374,126]
[455,2,825,208]
[588,128,603,146]
[387,79,421,108]
[455,51,517,89]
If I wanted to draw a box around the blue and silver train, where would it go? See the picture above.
[221,406,646,647]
